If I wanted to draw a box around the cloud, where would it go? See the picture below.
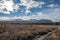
[0,0,45,14]
[19,0,45,14]
[20,0,45,8]
[0,12,45,21]
[41,7,60,22]
[0,0,60,22]
[0,17,9,21]
[0,0,19,14]
[47,4,58,8]
[25,9,31,15]
[20,7,60,22]
[0,7,60,22]
[48,8,60,22]
[0,16,30,21]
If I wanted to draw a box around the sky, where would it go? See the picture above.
[0,0,60,22]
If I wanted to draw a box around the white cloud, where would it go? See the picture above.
[48,8,60,22]
[0,0,60,22]
[33,8,60,22]
[47,4,58,8]
[19,0,45,14]
[0,0,19,14]
[25,9,31,14]
[13,4,19,11]
[0,12,45,21]
[41,7,60,22]
[20,0,45,8]
[0,17,9,21]
[0,16,30,21]
[0,0,45,14]
[0,7,60,22]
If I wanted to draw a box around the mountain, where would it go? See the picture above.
[0,19,53,23]
[37,19,53,23]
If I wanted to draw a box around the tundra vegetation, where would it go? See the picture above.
[0,22,60,40]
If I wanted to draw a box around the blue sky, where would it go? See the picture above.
[0,0,60,22]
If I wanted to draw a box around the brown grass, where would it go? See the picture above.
[0,23,60,40]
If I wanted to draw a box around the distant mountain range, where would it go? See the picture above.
[0,19,53,23]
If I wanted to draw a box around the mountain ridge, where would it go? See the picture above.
[0,19,53,23]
